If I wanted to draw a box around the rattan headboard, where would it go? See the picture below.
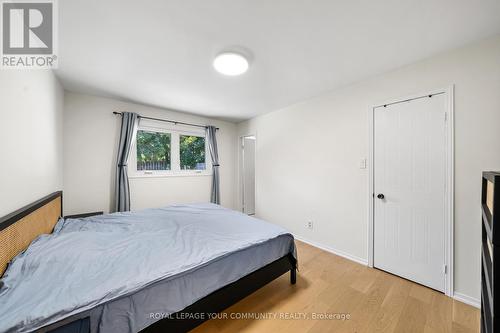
[0,191,62,277]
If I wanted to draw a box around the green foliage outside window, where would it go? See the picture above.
[136,130,171,170]
[180,135,206,170]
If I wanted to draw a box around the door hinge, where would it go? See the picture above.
[443,264,447,274]
[444,112,447,122]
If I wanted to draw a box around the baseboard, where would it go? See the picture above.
[293,234,368,266]
[453,292,481,309]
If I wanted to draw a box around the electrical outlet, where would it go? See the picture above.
[306,220,313,229]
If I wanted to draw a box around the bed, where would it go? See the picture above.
[0,192,297,333]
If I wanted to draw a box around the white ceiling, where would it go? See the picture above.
[56,0,500,122]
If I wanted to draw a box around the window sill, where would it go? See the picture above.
[129,172,211,179]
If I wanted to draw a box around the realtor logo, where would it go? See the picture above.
[1,0,57,68]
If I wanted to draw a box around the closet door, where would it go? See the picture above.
[374,94,446,292]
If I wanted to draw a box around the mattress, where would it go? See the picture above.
[0,204,296,333]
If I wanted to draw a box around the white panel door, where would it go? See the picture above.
[242,137,256,215]
[374,94,446,292]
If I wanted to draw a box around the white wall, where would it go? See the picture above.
[237,35,500,302]
[63,93,237,215]
[0,70,64,217]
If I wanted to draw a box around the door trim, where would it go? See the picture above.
[367,86,454,296]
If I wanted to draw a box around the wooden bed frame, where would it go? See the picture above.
[0,191,297,333]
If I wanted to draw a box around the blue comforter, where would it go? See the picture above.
[0,203,295,333]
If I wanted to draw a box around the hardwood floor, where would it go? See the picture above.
[191,240,480,333]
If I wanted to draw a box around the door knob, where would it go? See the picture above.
[377,193,385,199]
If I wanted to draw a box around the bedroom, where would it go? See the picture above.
[1,0,500,332]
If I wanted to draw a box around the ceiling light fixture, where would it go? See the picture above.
[213,52,249,76]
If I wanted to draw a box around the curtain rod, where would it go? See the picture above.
[112,112,219,130]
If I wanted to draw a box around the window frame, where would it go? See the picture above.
[129,120,212,178]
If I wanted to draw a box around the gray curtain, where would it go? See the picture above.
[114,112,139,212]
[206,126,220,204]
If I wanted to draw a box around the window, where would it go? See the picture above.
[129,121,210,177]
[136,130,171,171]
[180,135,206,170]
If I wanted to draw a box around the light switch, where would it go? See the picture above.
[359,158,367,169]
